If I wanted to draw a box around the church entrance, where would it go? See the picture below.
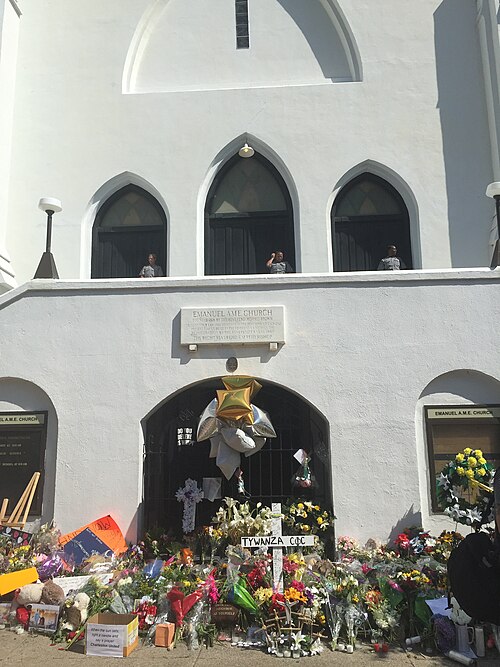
[143,379,331,535]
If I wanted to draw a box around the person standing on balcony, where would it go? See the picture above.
[139,253,163,277]
[377,245,406,271]
[266,250,293,274]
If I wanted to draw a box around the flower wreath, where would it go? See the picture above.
[436,447,494,526]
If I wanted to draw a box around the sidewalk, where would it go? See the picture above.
[0,632,499,667]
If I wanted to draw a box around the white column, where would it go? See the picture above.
[0,0,21,292]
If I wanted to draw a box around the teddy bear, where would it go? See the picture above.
[40,580,65,606]
[64,592,91,631]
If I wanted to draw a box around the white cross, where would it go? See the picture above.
[241,503,314,593]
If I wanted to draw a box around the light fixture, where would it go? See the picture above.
[33,197,62,279]
[486,182,500,268]
[238,142,254,158]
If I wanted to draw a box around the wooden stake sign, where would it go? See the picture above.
[0,472,40,529]
[241,503,314,593]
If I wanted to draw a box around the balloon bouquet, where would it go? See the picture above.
[197,376,276,495]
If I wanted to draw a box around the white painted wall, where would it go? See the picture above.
[2,0,496,286]
[0,270,498,543]
[0,0,20,291]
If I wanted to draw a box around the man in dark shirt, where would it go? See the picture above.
[266,250,293,274]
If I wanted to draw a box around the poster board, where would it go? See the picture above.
[0,412,47,516]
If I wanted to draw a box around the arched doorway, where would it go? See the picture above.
[331,173,412,271]
[91,184,167,278]
[143,379,331,534]
[205,153,295,275]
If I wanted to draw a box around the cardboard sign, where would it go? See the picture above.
[59,515,127,556]
[86,613,138,658]
[0,567,38,595]
[28,604,60,633]
[62,528,110,565]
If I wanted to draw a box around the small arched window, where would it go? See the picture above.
[331,174,412,271]
[91,185,167,278]
[205,153,295,275]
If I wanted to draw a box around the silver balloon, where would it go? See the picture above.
[221,427,256,452]
[197,399,218,441]
[251,405,277,438]
[244,436,266,457]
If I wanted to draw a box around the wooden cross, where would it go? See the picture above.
[0,472,40,529]
[241,503,314,593]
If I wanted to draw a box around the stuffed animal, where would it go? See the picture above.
[65,592,90,630]
[16,582,43,606]
[41,580,65,606]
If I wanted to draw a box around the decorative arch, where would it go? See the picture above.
[0,377,58,525]
[123,0,362,94]
[415,369,500,518]
[82,173,169,279]
[329,161,420,271]
[202,137,297,275]
[142,377,332,536]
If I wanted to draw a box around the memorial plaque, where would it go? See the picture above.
[0,412,47,516]
[180,306,285,345]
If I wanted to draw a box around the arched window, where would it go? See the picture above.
[331,173,412,272]
[205,153,295,275]
[91,185,167,278]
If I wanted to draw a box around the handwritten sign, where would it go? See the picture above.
[241,535,315,549]
[241,503,314,593]
[86,614,138,658]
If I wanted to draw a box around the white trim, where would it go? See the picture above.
[196,134,300,277]
[327,160,423,271]
[80,172,170,280]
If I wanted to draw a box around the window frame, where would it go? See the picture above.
[425,404,500,513]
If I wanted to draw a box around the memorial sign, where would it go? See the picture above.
[0,412,47,516]
[180,306,285,346]
[241,503,314,593]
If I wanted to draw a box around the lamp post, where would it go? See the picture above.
[33,197,62,279]
[486,182,500,268]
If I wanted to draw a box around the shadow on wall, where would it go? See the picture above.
[275,0,354,81]
[434,0,493,267]
[387,505,423,545]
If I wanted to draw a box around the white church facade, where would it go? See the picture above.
[0,0,499,544]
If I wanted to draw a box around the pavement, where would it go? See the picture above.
[0,632,499,667]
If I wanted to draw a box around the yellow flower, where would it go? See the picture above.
[477,468,486,477]
[314,505,320,511]
[474,449,483,458]
[457,467,465,476]
[455,453,465,462]
[465,469,474,479]
[302,524,310,532]
[317,517,323,525]
[478,457,486,465]
[463,448,472,456]
[352,594,359,603]
[297,503,304,509]
[467,457,477,468]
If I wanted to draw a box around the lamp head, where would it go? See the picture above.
[38,197,62,213]
[238,143,254,158]
[486,182,500,199]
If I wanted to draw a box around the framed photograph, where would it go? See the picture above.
[0,602,12,624]
[28,604,60,633]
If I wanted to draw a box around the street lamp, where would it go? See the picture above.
[486,182,500,268]
[33,197,62,279]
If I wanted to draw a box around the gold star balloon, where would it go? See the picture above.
[221,375,262,400]
[216,387,253,422]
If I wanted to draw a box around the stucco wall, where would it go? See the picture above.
[0,270,498,542]
[3,0,496,285]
